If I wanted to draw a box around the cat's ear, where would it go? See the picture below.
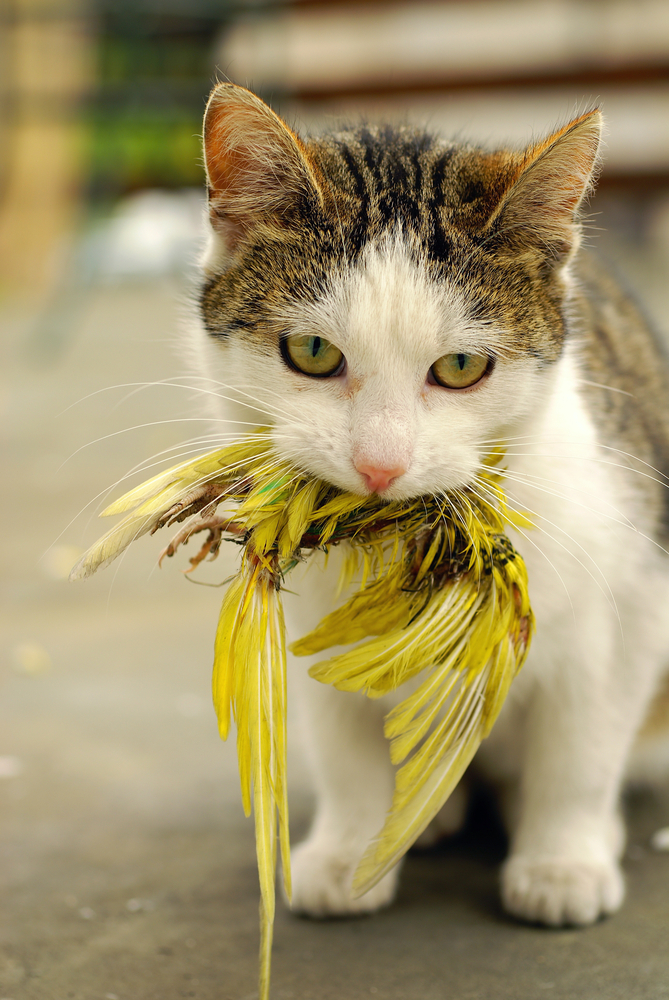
[202,83,323,256]
[488,109,602,263]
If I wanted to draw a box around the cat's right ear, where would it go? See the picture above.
[486,109,603,265]
[202,83,323,264]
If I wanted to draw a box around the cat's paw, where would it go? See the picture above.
[501,854,625,926]
[288,839,399,918]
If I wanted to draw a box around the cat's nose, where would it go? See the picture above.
[355,461,406,493]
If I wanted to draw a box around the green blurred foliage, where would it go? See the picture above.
[99,31,211,84]
[86,5,237,198]
[88,110,204,194]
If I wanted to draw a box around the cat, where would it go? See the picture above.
[192,82,669,928]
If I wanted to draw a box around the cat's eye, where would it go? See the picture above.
[281,334,345,378]
[430,353,490,389]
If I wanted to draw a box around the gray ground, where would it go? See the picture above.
[2,193,669,1000]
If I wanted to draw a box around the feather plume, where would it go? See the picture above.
[71,430,533,1000]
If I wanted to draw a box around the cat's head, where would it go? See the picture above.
[198,84,601,499]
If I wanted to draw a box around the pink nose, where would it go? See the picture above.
[355,461,406,493]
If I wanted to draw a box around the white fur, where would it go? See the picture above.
[194,232,669,926]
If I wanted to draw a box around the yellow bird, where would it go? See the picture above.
[71,429,533,1000]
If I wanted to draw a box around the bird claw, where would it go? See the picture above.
[153,482,228,533]
[158,513,245,572]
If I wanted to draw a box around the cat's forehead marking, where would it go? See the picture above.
[288,232,471,361]
[199,120,582,368]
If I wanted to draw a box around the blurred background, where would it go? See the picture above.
[3,0,669,304]
[2,3,669,999]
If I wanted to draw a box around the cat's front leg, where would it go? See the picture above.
[500,602,656,927]
[289,674,399,918]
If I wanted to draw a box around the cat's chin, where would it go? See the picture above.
[329,480,462,504]
[283,461,457,504]
[316,479,429,503]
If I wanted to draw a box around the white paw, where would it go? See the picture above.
[287,838,399,918]
[501,854,625,926]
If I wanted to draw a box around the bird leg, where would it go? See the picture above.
[158,512,245,572]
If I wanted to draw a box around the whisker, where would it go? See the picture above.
[486,436,669,487]
[197,378,303,423]
[52,431,292,556]
[472,475,622,629]
[577,379,634,398]
[489,461,669,563]
[58,375,283,416]
[59,417,282,472]
[434,488,484,591]
[480,463,638,533]
[67,372,303,426]
[468,478,575,612]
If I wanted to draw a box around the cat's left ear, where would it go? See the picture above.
[488,109,603,264]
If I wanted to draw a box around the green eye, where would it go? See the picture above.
[281,334,345,378]
[431,353,490,389]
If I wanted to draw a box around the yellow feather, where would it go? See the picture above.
[72,430,534,1000]
[99,447,230,516]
